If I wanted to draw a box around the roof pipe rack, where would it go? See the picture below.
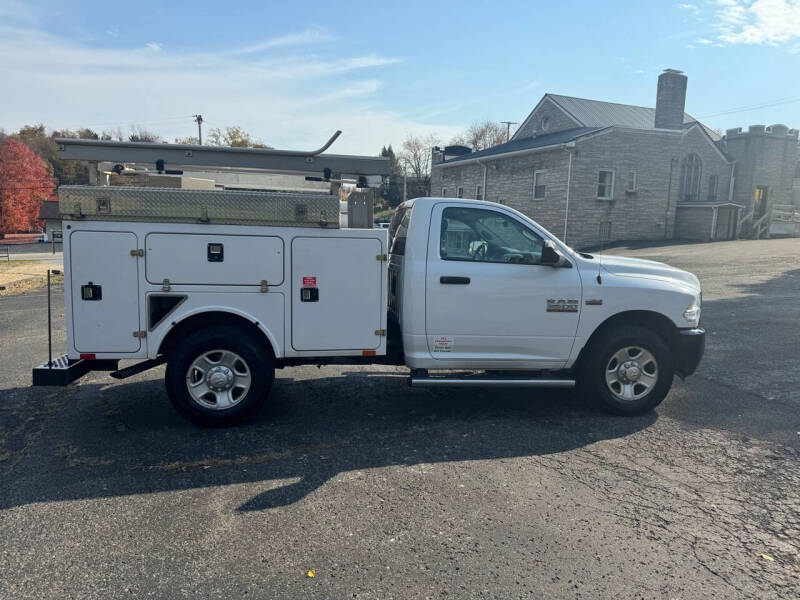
[54,131,390,182]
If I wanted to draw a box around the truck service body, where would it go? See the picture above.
[33,138,705,425]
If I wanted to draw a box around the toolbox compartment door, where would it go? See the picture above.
[70,230,141,353]
[291,237,383,351]
[145,233,284,286]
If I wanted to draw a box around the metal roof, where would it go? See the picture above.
[547,94,721,141]
[440,127,603,164]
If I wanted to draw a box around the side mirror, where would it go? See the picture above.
[541,240,570,267]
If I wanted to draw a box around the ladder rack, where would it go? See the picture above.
[55,130,390,185]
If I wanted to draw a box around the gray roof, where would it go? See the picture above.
[441,127,603,164]
[546,94,721,141]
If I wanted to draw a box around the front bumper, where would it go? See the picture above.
[675,327,705,378]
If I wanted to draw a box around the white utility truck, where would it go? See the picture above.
[33,137,704,425]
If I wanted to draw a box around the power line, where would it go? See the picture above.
[193,114,203,145]
[500,121,518,142]
[697,96,800,119]
[65,115,196,130]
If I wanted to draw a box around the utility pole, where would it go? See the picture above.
[193,114,204,145]
[501,121,518,142]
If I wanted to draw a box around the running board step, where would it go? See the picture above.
[409,376,575,389]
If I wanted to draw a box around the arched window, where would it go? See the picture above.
[680,153,702,202]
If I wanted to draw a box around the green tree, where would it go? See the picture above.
[379,145,403,208]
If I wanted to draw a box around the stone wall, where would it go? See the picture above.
[675,206,714,241]
[513,96,581,140]
[431,125,733,248]
[722,125,799,214]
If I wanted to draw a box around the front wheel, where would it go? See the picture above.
[578,325,674,415]
[165,325,274,426]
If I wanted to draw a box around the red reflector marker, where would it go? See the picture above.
[362,350,376,356]
[79,353,96,360]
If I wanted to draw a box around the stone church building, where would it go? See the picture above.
[430,69,798,248]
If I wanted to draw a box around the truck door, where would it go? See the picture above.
[70,230,141,353]
[425,204,581,368]
[291,236,384,352]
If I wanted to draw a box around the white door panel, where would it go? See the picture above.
[70,230,141,353]
[425,204,581,366]
[145,233,283,286]
[291,237,383,351]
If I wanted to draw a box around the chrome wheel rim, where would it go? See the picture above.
[605,346,658,402]
[186,349,252,410]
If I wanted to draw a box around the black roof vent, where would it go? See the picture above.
[443,145,472,159]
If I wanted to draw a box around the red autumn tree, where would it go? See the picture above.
[0,138,55,234]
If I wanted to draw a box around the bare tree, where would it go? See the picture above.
[100,127,125,141]
[398,133,441,198]
[399,133,440,180]
[128,126,162,143]
[450,120,506,151]
[206,126,272,148]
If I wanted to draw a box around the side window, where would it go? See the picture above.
[389,206,412,255]
[532,170,546,200]
[597,169,615,200]
[440,207,544,265]
[708,175,718,202]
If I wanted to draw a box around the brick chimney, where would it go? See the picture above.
[655,69,687,130]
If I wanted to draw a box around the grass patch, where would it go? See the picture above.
[0,259,37,271]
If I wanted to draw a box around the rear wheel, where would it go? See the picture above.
[579,325,674,415]
[165,325,274,426]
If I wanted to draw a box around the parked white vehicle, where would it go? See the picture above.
[37,194,704,425]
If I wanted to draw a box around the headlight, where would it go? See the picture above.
[683,294,701,324]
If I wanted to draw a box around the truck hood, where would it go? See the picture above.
[596,254,700,291]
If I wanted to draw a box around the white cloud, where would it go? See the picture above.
[0,0,38,24]
[232,28,334,55]
[0,24,458,153]
[713,0,800,45]
[677,3,701,14]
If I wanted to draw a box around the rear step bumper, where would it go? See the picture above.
[32,354,118,386]
[409,374,575,389]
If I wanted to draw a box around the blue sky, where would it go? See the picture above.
[1,0,799,153]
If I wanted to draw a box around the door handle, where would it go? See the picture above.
[440,276,470,284]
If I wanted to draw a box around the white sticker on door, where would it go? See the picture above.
[433,336,454,353]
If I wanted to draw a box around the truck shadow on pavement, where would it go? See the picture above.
[0,374,655,511]
[4,266,798,513]
[656,267,800,447]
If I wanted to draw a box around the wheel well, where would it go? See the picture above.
[157,311,276,359]
[576,310,678,366]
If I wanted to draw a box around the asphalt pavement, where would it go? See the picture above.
[0,238,798,599]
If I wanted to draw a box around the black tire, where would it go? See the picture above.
[164,325,274,426]
[578,325,674,415]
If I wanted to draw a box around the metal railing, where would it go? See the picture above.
[737,210,771,239]
[0,246,9,262]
